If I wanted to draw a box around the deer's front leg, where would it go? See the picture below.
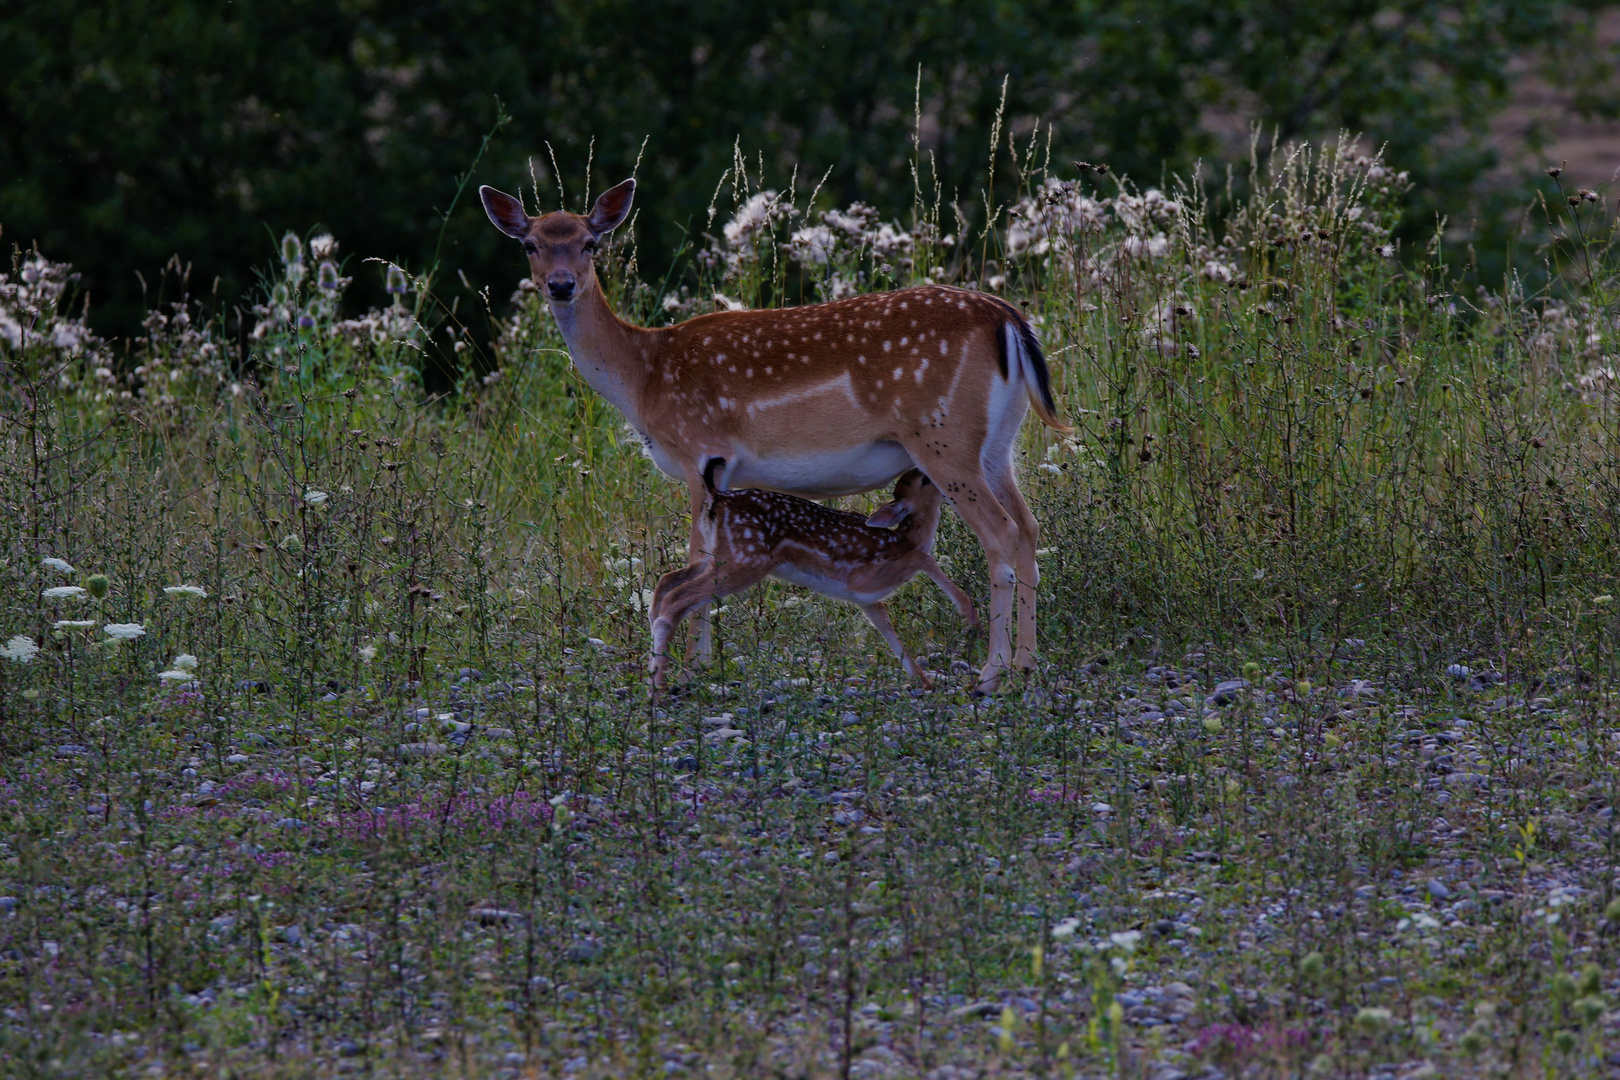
[685,482,714,667]
[859,602,932,690]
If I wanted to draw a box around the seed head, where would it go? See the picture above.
[86,574,109,598]
[317,261,340,290]
[386,265,410,295]
[1547,166,1562,178]
[280,231,304,267]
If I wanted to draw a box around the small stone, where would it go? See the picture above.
[1445,664,1471,680]
[336,1039,365,1057]
[245,733,274,748]
[1426,880,1451,901]
[473,908,525,926]
[1207,679,1249,707]
[457,668,484,681]
[1091,802,1113,814]
[55,745,90,758]
[0,897,17,913]
[275,817,301,829]
[398,742,446,758]
[279,924,304,946]
[565,938,602,962]
[226,754,250,764]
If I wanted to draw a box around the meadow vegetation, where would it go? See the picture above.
[2,136,1619,1078]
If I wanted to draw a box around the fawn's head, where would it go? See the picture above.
[865,469,943,547]
[479,179,635,305]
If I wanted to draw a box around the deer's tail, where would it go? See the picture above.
[997,309,1071,434]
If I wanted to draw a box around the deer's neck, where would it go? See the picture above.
[902,508,943,555]
[548,282,652,421]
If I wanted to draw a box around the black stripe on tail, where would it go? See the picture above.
[990,298,1060,419]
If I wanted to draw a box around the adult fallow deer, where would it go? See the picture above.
[480,178,1068,691]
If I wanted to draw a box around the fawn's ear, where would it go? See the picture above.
[587,178,636,236]
[480,186,531,239]
[865,501,911,529]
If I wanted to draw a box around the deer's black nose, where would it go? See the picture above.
[547,279,575,301]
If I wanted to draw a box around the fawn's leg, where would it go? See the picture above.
[858,602,932,690]
[649,560,717,690]
[915,552,978,627]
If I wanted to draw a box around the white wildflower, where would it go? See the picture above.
[1109,930,1142,953]
[52,620,97,630]
[163,585,208,600]
[303,489,329,506]
[104,623,146,640]
[712,293,748,312]
[1051,917,1081,940]
[2,635,41,663]
[42,585,87,600]
[158,669,195,682]
[171,654,199,672]
[42,557,76,575]
[358,644,377,663]
[309,234,338,260]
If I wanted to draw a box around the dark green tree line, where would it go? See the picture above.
[2,0,1613,344]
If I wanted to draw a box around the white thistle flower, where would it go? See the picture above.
[53,620,97,630]
[2,635,41,663]
[163,585,208,600]
[43,585,87,600]
[42,557,76,575]
[104,623,146,640]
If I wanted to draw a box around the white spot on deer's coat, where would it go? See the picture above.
[893,367,903,380]
[883,341,892,352]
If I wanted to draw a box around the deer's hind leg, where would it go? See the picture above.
[649,557,765,690]
[985,467,1040,671]
[903,452,1021,693]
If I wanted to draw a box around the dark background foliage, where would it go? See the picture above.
[2,0,1615,346]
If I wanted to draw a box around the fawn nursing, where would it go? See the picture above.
[480,176,1066,691]
[648,460,976,690]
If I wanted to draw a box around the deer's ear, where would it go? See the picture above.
[587,178,636,235]
[480,186,531,239]
[865,502,910,529]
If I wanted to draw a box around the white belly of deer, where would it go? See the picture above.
[770,564,896,605]
[724,441,915,498]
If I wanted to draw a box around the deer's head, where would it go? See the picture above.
[865,469,943,549]
[479,179,635,305]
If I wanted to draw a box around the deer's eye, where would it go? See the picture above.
[582,240,598,255]
[522,242,537,255]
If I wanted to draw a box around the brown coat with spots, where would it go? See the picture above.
[480,178,1066,692]
[648,461,976,690]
